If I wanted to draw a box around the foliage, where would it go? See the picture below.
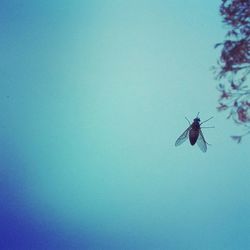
[214,0,250,142]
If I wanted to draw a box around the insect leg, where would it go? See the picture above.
[185,117,191,125]
[200,116,214,125]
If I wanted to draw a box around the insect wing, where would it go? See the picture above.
[175,126,191,146]
[196,130,207,152]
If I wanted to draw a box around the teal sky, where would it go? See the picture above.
[1,1,250,249]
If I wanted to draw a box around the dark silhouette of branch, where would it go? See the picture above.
[214,0,250,142]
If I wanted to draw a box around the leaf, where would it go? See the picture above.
[231,135,242,143]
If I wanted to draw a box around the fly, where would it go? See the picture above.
[175,113,213,152]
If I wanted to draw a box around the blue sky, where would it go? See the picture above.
[1,1,250,249]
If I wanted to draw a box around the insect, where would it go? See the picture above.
[175,113,213,152]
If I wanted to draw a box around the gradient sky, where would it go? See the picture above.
[1,1,250,249]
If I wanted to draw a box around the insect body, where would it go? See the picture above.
[175,114,213,152]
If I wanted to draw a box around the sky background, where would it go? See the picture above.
[1,0,250,249]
